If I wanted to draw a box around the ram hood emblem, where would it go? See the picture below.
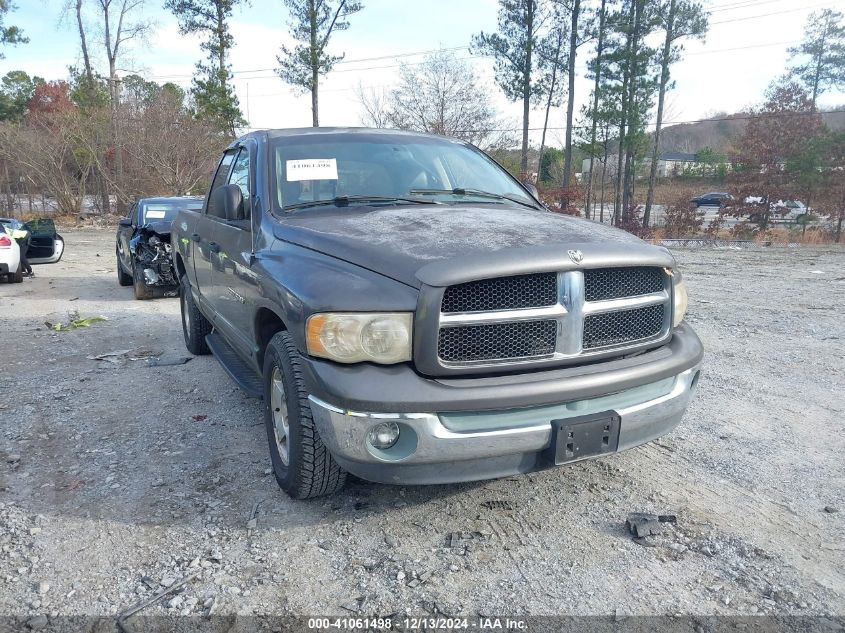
[567,249,584,264]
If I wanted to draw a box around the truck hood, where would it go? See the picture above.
[272,205,672,288]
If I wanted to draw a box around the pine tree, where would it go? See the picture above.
[472,0,547,175]
[277,0,363,127]
[166,0,246,136]
[788,9,845,109]
[0,1,27,58]
[642,0,707,227]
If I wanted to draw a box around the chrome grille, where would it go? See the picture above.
[442,273,557,313]
[583,304,665,349]
[434,267,671,368]
[438,320,557,362]
[584,267,664,301]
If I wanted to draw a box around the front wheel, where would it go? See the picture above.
[180,274,211,355]
[263,332,346,499]
[132,263,153,300]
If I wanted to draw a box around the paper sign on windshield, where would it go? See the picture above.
[286,158,338,182]
[146,210,167,219]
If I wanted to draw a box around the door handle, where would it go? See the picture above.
[208,241,220,253]
[191,233,201,242]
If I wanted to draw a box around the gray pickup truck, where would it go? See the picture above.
[172,128,703,499]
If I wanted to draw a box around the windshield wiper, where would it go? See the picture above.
[284,195,441,212]
[409,188,539,209]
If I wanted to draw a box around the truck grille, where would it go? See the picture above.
[435,267,671,368]
[438,320,557,362]
[583,304,665,349]
[441,273,557,313]
[584,266,664,301]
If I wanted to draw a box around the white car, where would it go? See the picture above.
[0,217,65,283]
[0,225,22,283]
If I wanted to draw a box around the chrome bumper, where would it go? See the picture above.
[309,365,702,485]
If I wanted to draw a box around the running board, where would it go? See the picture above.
[205,332,263,399]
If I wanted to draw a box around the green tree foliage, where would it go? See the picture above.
[788,9,845,108]
[539,146,564,184]
[472,0,547,175]
[0,0,27,58]
[277,0,364,127]
[601,0,660,224]
[166,0,246,136]
[67,66,110,110]
[0,70,42,122]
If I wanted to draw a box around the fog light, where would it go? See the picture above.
[367,421,400,450]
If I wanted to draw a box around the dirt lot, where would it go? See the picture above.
[0,228,843,629]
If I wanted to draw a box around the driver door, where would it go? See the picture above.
[23,219,64,264]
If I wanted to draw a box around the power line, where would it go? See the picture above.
[707,0,788,13]
[710,3,834,25]
[141,46,470,81]
[684,39,798,55]
[241,108,843,132]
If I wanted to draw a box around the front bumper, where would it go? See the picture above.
[308,327,703,485]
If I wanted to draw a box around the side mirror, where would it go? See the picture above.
[208,184,244,221]
[522,182,539,200]
[118,217,132,227]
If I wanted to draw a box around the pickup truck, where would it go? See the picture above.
[172,128,704,499]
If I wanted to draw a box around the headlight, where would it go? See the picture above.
[672,275,688,328]
[305,313,413,364]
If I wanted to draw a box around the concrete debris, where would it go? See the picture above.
[625,512,677,537]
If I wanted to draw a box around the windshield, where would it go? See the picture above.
[271,134,535,211]
[140,200,202,224]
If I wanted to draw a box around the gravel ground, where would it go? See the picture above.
[0,228,843,630]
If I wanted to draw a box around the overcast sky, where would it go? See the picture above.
[3,0,845,147]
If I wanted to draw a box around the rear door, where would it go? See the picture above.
[207,144,259,359]
[193,150,237,306]
[23,219,64,264]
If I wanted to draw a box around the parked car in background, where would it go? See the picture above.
[0,217,64,283]
[21,219,64,265]
[116,196,203,299]
[691,192,732,207]
[172,128,704,499]
[0,221,22,283]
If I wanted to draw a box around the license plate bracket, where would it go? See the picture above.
[546,411,621,465]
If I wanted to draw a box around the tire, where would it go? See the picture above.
[132,262,153,300]
[117,250,132,286]
[263,331,346,499]
[180,274,211,355]
[10,263,23,283]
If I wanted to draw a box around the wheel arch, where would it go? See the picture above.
[255,307,288,369]
[174,252,187,280]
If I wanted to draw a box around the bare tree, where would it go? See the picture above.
[92,0,151,212]
[355,83,391,128]
[0,111,95,214]
[355,51,515,150]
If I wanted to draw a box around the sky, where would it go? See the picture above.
[2,0,845,148]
